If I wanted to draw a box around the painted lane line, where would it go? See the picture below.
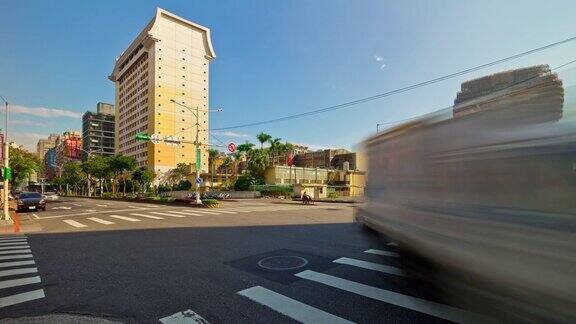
[167,211,205,216]
[0,289,45,308]
[295,270,482,323]
[238,286,354,324]
[333,257,405,277]
[184,210,220,215]
[0,235,25,239]
[0,245,30,251]
[96,204,108,207]
[364,249,399,257]
[71,203,82,207]
[127,205,145,209]
[0,276,41,290]
[63,220,88,228]
[32,213,40,219]
[149,212,186,218]
[109,215,141,222]
[130,213,164,220]
[0,249,32,255]
[212,210,237,214]
[0,254,33,261]
[0,241,28,246]
[0,267,38,278]
[0,260,35,268]
[159,309,210,324]
[87,217,115,225]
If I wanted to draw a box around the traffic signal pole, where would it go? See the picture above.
[1,96,10,222]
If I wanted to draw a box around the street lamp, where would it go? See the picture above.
[169,99,222,205]
[0,95,9,222]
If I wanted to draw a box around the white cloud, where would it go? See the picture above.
[9,104,82,119]
[295,143,331,151]
[11,119,46,127]
[8,132,49,152]
[374,55,384,62]
[212,131,252,138]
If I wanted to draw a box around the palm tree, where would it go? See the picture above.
[268,137,282,165]
[256,132,272,149]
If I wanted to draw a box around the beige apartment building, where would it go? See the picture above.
[109,8,216,180]
[36,134,59,161]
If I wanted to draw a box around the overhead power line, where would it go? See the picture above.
[212,35,576,130]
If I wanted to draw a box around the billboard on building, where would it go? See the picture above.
[66,139,80,159]
[46,148,56,167]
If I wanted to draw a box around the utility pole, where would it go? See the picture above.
[0,96,10,222]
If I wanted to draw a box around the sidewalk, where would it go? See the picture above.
[0,213,43,234]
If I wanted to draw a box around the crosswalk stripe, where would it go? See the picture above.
[159,309,210,324]
[167,211,205,216]
[0,235,25,239]
[0,260,35,268]
[295,270,480,323]
[185,209,220,215]
[0,249,31,255]
[110,215,141,222]
[0,276,41,290]
[87,217,115,225]
[0,289,45,308]
[149,212,186,218]
[0,245,30,251]
[63,220,88,228]
[0,241,28,247]
[127,205,144,209]
[130,213,164,220]
[238,286,353,324]
[212,210,237,214]
[333,257,404,277]
[0,254,33,261]
[0,267,38,278]
[0,238,27,242]
[364,249,399,257]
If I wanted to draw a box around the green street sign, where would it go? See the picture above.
[135,133,151,141]
[2,167,12,180]
[196,148,201,172]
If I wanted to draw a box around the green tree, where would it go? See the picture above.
[168,163,190,185]
[8,146,41,188]
[247,148,269,180]
[256,132,272,149]
[107,155,137,194]
[62,162,85,195]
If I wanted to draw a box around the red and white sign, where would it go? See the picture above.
[227,142,236,153]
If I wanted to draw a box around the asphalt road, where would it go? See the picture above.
[0,197,470,323]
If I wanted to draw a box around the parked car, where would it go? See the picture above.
[17,192,46,212]
[43,192,59,201]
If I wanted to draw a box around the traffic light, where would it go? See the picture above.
[135,133,151,141]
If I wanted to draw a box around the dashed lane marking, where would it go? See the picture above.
[0,249,32,255]
[0,289,45,308]
[109,215,141,222]
[364,249,399,257]
[295,270,482,323]
[212,210,237,214]
[63,220,88,228]
[184,210,220,215]
[0,276,41,290]
[87,217,115,225]
[130,213,164,220]
[0,260,35,268]
[149,212,186,218]
[333,257,405,277]
[238,286,354,324]
[32,213,40,219]
[0,267,38,278]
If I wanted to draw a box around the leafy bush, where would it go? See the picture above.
[157,184,172,193]
[101,192,122,199]
[175,180,192,191]
[234,175,253,191]
[327,192,339,198]
[256,185,293,197]
[160,197,175,202]
[202,198,219,208]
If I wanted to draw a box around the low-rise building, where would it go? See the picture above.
[264,165,328,185]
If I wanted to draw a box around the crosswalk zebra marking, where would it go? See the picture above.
[238,286,353,324]
[0,276,41,290]
[364,249,399,258]
[0,260,35,268]
[63,220,88,228]
[0,249,31,255]
[295,270,481,323]
[0,289,45,308]
[0,241,29,247]
[0,267,38,278]
[87,217,115,225]
[167,210,205,216]
[0,254,33,261]
[149,212,186,218]
[110,215,141,222]
[130,213,164,220]
[333,257,405,277]
[0,245,30,251]
[185,210,220,215]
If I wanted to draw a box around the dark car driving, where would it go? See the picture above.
[17,192,46,212]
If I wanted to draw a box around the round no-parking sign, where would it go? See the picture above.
[227,142,236,153]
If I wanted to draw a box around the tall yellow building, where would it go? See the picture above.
[109,8,216,180]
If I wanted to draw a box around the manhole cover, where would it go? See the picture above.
[257,255,309,271]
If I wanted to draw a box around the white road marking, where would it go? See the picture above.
[0,249,32,255]
[96,204,108,207]
[0,260,35,268]
[127,205,144,209]
[71,203,82,207]
[333,257,404,276]
[149,212,186,218]
[87,217,115,225]
[159,309,210,324]
[0,235,25,240]
[212,210,237,214]
[110,215,141,222]
[52,206,72,210]
[0,254,33,261]
[238,286,353,324]
[168,210,205,216]
[0,245,30,251]
[0,267,37,278]
[63,220,88,228]
[184,210,220,215]
[32,213,40,219]
[295,270,481,323]
[130,213,164,220]
[364,249,399,257]
[0,240,27,245]
[0,276,41,289]
[0,289,45,308]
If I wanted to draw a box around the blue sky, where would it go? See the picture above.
[1,0,575,151]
